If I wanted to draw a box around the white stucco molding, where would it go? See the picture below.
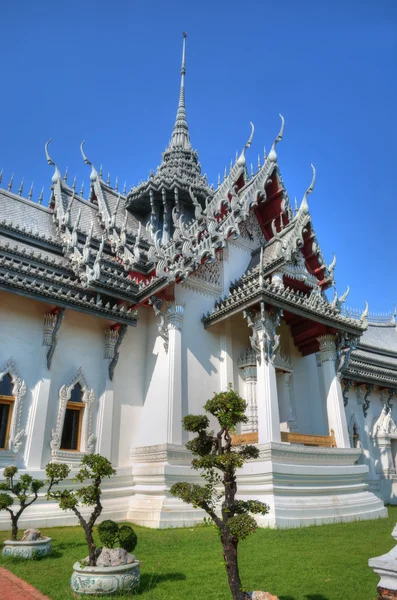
[130,443,191,463]
[0,358,27,457]
[50,367,96,465]
[256,441,362,464]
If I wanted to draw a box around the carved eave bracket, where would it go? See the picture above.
[335,332,359,380]
[43,307,65,370]
[342,378,353,408]
[149,295,169,352]
[363,384,374,418]
[104,324,128,381]
[243,301,281,365]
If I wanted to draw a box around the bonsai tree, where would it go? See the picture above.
[170,387,269,600]
[0,466,46,541]
[46,454,116,566]
[98,520,137,553]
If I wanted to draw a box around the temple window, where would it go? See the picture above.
[60,382,84,451]
[352,423,360,448]
[0,373,14,450]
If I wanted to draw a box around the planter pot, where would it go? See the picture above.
[70,560,140,595]
[2,537,52,559]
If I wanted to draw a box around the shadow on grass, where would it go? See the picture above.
[134,572,186,595]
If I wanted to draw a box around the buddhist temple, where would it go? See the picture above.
[0,34,395,529]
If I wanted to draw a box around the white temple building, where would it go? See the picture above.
[0,35,395,529]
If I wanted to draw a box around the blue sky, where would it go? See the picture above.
[0,0,396,314]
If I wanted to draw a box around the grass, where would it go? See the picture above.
[1,508,396,600]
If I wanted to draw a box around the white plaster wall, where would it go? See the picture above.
[288,331,328,435]
[0,291,50,467]
[0,289,148,471]
[222,243,254,296]
[177,285,223,415]
[41,309,108,467]
[112,308,148,466]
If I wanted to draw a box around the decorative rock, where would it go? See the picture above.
[21,528,43,542]
[249,593,280,600]
[96,547,135,567]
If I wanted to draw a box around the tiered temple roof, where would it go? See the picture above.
[0,33,395,382]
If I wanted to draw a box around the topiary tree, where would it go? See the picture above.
[170,387,269,600]
[46,454,116,566]
[0,466,46,541]
[98,520,137,553]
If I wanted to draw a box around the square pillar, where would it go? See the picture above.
[317,334,350,448]
[25,309,64,469]
[166,301,185,445]
[244,303,281,444]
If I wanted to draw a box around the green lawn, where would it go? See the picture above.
[1,508,396,600]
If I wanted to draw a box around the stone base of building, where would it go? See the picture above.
[129,443,207,528]
[0,470,133,531]
[0,444,388,531]
[129,442,387,529]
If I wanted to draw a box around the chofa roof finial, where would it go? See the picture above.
[237,122,255,166]
[301,163,316,211]
[45,139,61,184]
[80,141,98,182]
[268,114,285,163]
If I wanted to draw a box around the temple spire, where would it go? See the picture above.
[169,32,191,150]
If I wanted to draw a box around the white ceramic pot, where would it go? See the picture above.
[2,537,52,559]
[70,560,140,595]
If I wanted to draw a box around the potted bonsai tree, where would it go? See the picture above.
[170,387,279,600]
[0,465,53,558]
[46,454,140,595]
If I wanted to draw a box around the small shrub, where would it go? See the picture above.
[97,520,137,553]
[118,525,137,553]
[97,520,119,548]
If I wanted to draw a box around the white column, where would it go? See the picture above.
[166,301,185,445]
[24,311,64,469]
[96,378,114,460]
[24,346,51,469]
[238,348,258,433]
[284,372,298,432]
[220,319,234,392]
[317,334,350,448]
[245,304,281,444]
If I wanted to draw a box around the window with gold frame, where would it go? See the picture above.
[60,382,84,451]
[0,373,15,450]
